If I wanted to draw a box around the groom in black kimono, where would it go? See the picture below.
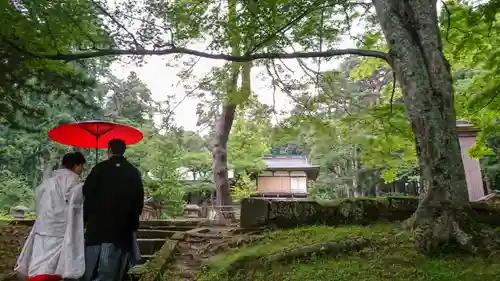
[82,138,144,281]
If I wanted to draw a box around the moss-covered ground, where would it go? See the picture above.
[195,223,500,281]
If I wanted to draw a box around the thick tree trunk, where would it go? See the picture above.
[372,0,475,253]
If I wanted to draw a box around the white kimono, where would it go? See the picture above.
[15,169,85,280]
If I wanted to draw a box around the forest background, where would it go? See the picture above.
[1,0,500,219]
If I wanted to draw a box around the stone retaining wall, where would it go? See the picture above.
[240,196,500,229]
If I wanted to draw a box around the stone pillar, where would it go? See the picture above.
[456,121,485,201]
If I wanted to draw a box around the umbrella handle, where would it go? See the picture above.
[95,135,99,166]
[95,123,99,166]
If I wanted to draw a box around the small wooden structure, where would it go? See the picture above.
[140,197,161,220]
[253,155,320,197]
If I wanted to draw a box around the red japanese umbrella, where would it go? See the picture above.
[48,121,144,165]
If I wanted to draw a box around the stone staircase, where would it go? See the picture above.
[129,219,249,281]
[128,220,202,280]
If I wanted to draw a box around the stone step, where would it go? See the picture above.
[139,225,197,232]
[9,218,207,228]
[136,238,165,255]
[139,219,204,228]
[136,229,177,239]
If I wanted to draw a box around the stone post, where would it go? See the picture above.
[11,205,28,219]
[456,121,486,201]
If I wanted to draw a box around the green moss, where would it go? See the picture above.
[241,253,500,281]
[170,232,186,240]
[315,196,418,207]
[196,223,500,281]
[346,197,381,201]
[139,240,178,281]
[129,264,147,277]
[202,224,396,274]
[314,199,341,207]
[385,195,419,200]
[315,197,381,207]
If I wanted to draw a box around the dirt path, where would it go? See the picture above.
[0,222,31,278]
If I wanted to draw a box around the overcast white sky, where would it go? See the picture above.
[109,42,359,132]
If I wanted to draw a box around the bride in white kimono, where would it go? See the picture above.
[15,152,87,281]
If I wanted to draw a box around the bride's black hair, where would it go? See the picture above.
[61,152,86,169]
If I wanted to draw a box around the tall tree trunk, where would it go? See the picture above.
[395,180,406,194]
[213,104,237,207]
[482,170,493,195]
[41,157,53,181]
[372,0,475,253]
[212,0,241,213]
[409,180,419,196]
[40,152,60,181]
[352,145,363,197]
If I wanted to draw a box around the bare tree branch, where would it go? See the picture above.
[281,36,321,79]
[249,0,323,53]
[116,12,175,47]
[65,14,99,50]
[89,0,144,49]
[3,37,389,63]
[265,59,304,107]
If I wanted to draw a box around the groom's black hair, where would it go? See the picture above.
[62,152,86,169]
[108,139,126,156]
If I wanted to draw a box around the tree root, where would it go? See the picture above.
[227,237,370,274]
[405,202,500,255]
[199,235,265,255]
[263,237,370,264]
[226,235,265,248]
[409,213,475,254]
